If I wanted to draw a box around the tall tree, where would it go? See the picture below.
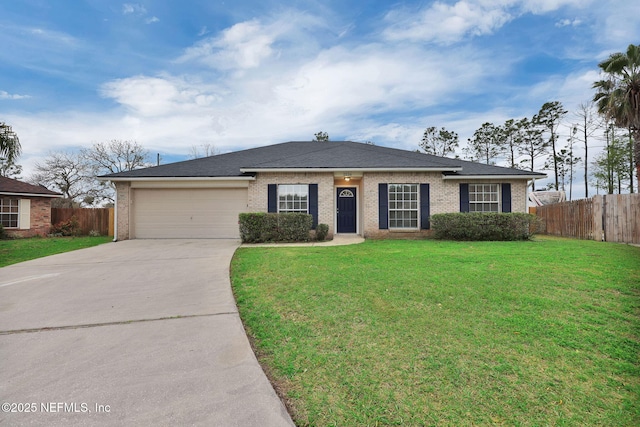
[593,43,640,190]
[30,152,95,207]
[81,140,151,204]
[465,122,505,164]
[0,122,21,164]
[313,131,329,141]
[419,126,459,157]
[501,119,523,169]
[535,101,568,190]
[573,102,600,197]
[517,117,548,190]
[591,131,631,194]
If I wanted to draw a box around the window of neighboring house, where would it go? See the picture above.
[0,198,19,228]
[469,184,499,212]
[278,184,309,213]
[388,184,418,229]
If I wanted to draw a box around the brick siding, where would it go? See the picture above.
[6,197,53,238]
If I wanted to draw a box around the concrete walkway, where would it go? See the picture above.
[0,240,294,427]
[241,234,365,248]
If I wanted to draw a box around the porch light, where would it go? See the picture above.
[344,173,351,181]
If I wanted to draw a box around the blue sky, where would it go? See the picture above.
[1,0,639,198]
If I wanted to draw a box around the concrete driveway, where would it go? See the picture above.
[0,239,294,427]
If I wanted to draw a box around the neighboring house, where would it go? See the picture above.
[100,141,546,240]
[0,176,62,237]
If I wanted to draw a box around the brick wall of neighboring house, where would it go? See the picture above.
[7,197,53,238]
[248,172,336,237]
[115,181,131,241]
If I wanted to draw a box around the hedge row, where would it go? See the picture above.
[239,212,313,243]
[431,213,539,241]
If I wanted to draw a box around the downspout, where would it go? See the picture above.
[112,181,118,242]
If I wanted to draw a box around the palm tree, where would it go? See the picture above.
[593,44,640,190]
[0,122,21,163]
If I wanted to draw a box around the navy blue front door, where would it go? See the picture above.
[337,187,357,233]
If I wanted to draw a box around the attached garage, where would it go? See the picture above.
[131,187,248,239]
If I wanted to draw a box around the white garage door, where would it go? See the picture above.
[132,188,248,238]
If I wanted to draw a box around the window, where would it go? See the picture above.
[0,198,19,228]
[469,184,499,212]
[388,184,418,229]
[278,184,309,213]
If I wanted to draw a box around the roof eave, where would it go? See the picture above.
[0,191,62,198]
[442,174,547,180]
[240,167,463,173]
[98,176,256,182]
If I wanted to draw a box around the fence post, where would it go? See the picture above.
[592,195,604,242]
[108,208,115,237]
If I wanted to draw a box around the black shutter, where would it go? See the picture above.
[309,184,318,229]
[501,183,512,213]
[378,183,388,229]
[267,184,277,213]
[460,183,469,212]
[420,184,430,229]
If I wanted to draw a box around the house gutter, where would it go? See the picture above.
[97,176,256,182]
[441,174,547,180]
[239,167,462,173]
[0,192,62,198]
[113,186,118,242]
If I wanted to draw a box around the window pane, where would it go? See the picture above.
[468,183,500,212]
[388,184,419,229]
[278,185,309,213]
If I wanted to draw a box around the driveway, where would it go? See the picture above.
[0,239,294,427]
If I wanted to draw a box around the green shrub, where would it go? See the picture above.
[239,212,313,243]
[0,224,8,240]
[50,216,81,236]
[316,223,329,241]
[431,213,539,241]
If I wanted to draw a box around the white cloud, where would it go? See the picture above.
[146,16,160,24]
[383,0,594,44]
[122,3,147,15]
[177,11,326,71]
[0,90,30,100]
[555,18,581,27]
[383,1,514,44]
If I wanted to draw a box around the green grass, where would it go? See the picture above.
[0,236,112,267]
[231,236,640,426]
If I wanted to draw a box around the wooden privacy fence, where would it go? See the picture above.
[535,193,640,244]
[51,208,114,237]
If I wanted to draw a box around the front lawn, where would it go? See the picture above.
[231,237,640,426]
[0,236,112,267]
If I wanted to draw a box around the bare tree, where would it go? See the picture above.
[82,140,150,174]
[572,102,600,197]
[30,152,95,207]
[80,140,151,204]
[189,143,219,159]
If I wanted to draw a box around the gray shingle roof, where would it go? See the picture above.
[101,141,545,179]
[0,176,62,197]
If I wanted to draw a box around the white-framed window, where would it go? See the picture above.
[469,184,499,212]
[278,184,309,213]
[0,198,19,228]
[388,184,418,229]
